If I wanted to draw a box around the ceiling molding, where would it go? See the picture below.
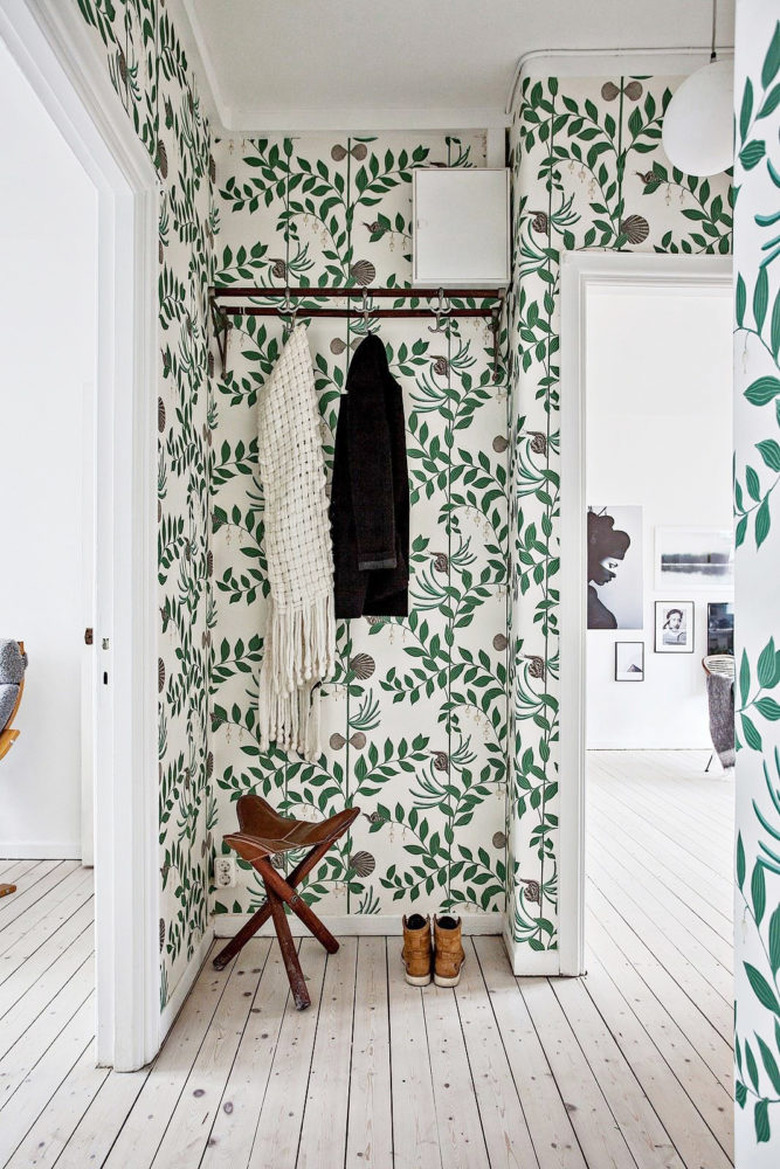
[221,107,511,134]
[506,46,736,114]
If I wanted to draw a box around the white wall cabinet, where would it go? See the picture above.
[412,167,510,288]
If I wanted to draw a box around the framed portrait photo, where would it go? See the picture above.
[615,641,645,682]
[655,601,695,653]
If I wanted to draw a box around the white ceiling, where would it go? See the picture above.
[182,0,735,132]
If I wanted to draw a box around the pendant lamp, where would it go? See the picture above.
[661,0,734,176]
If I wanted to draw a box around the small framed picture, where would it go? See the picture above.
[615,641,645,681]
[655,601,695,653]
[707,601,734,655]
[655,527,733,590]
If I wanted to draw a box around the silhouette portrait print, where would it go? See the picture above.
[587,510,631,630]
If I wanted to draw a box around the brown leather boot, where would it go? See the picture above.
[401,913,432,985]
[433,914,465,986]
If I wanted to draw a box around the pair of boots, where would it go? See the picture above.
[402,913,464,987]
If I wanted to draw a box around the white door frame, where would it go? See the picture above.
[558,251,733,976]
[0,0,160,1069]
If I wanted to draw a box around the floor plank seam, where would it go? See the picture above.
[243,941,297,1169]
[144,945,239,1169]
[537,977,641,1169]
[585,877,733,1034]
[384,937,395,1169]
[451,946,497,1169]
[51,1061,152,1169]
[468,944,543,1169]
[587,818,732,919]
[341,936,361,1169]
[291,945,329,1169]
[588,788,730,877]
[584,908,733,1098]
[5,1032,99,1168]
[0,996,96,1166]
[586,822,733,936]
[471,937,587,1169]
[0,895,96,991]
[0,953,95,1091]
[586,848,734,978]
[579,964,734,1166]
[196,937,275,1168]
[417,978,445,1169]
[0,920,96,1027]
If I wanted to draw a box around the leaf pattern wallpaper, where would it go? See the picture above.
[506,73,732,959]
[77,17,776,1138]
[74,0,215,1011]
[210,132,510,925]
[733,4,780,1160]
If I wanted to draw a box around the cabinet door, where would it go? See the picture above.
[413,168,510,287]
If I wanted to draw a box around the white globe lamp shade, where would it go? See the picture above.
[662,58,734,176]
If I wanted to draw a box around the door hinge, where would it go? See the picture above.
[84,627,94,646]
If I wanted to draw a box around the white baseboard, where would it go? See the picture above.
[503,924,562,976]
[587,744,712,752]
[159,923,215,1041]
[214,912,503,939]
[0,842,82,860]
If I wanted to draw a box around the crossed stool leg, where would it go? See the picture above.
[212,794,360,1010]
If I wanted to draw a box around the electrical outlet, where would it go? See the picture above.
[214,856,236,888]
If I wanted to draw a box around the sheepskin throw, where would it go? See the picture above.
[256,324,335,761]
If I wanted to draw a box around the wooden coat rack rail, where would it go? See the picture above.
[208,284,506,380]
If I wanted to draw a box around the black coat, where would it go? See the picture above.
[330,333,409,618]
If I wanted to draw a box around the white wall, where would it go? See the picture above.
[0,39,97,856]
[586,286,733,749]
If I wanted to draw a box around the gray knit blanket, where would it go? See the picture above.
[706,671,735,769]
[0,640,27,731]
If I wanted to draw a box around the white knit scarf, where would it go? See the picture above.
[256,325,335,760]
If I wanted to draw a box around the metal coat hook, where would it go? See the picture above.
[362,287,374,333]
[278,286,298,341]
[428,287,452,334]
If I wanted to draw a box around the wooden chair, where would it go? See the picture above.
[213,794,360,1009]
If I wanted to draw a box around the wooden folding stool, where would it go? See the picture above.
[213,793,360,1009]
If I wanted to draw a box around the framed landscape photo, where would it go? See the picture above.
[707,601,734,655]
[655,527,734,591]
[655,601,695,653]
[615,641,645,682]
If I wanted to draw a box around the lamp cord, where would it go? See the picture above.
[710,0,717,61]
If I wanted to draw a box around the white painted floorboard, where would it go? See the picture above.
[0,750,734,1167]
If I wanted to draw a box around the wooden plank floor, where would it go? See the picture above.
[0,750,734,1167]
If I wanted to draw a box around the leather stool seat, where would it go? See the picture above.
[224,795,358,861]
[214,793,360,1010]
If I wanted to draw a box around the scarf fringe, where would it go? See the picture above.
[257,591,334,761]
[255,325,335,764]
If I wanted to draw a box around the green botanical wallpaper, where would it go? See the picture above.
[210,132,510,922]
[733,6,780,1161]
[75,0,214,1010]
[507,75,732,954]
[76,0,752,1041]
